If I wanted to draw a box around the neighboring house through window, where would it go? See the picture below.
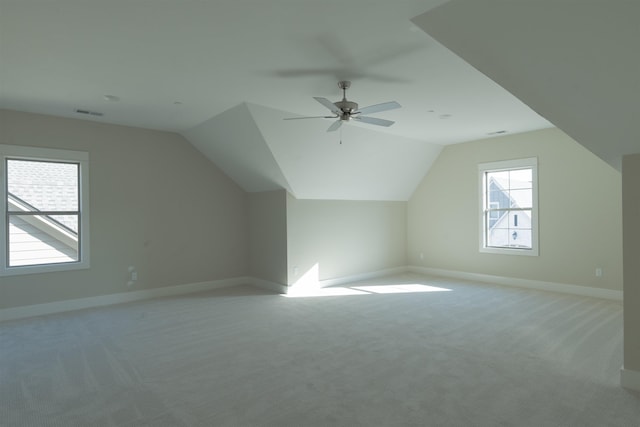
[479,157,538,256]
[1,144,90,276]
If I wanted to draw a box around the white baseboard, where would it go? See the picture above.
[621,367,640,391]
[250,278,288,294]
[408,266,623,301]
[0,276,251,322]
[1,265,621,322]
[318,266,409,288]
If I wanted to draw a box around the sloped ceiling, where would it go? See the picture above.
[1,0,554,200]
[185,103,293,194]
[413,0,640,171]
[184,103,442,201]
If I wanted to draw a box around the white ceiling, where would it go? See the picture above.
[0,0,553,200]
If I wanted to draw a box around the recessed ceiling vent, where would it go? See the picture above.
[75,109,104,117]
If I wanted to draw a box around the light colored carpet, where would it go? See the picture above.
[1,273,639,426]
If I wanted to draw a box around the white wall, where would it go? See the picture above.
[408,128,623,291]
[0,109,249,309]
[248,190,288,285]
[286,194,407,286]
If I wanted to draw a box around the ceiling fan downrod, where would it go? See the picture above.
[336,81,358,120]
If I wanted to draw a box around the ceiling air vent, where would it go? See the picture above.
[75,109,104,117]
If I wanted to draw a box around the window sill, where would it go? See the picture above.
[480,246,539,256]
[0,260,90,277]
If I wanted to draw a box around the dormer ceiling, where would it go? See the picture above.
[0,0,553,200]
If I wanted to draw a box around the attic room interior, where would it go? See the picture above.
[1,0,639,425]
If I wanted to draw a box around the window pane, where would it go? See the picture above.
[487,227,509,248]
[7,159,78,212]
[488,189,505,206]
[48,214,79,234]
[488,227,532,249]
[509,169,532,189]
[488,170,509,186]
[489,205,501,221]
[509,189,532,208]
[510,229,532,249]
[509,210,531,228]
[8,214,79,267]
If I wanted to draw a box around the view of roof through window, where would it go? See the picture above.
[7,159,80,267]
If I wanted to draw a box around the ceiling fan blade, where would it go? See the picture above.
[356,101,401,115]
[314,97,342,115]
[284,115,337,120]
[354,116,395,127]
[327,120,343,132]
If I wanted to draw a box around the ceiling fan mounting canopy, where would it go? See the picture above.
[284,81,401,132]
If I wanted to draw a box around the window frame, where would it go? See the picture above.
[1,144,90,276]
[478,157,538,256]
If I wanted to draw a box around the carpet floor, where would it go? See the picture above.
[1,273,639,426]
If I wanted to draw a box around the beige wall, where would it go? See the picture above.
[248,190,288,285]
[623,154,640,371]
[0,110,248,309]
[2,110,625,312]
[408,128,623,290]
[286,194,407,285]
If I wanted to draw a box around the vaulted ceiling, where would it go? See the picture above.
[0,0,554,200]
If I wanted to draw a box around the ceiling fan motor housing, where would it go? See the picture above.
[335,100,359,119]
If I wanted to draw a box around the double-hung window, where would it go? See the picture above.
[479,157,538,256]
[1,144,90,276]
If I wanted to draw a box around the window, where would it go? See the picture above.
[479,157,538,256]
[1,144,90,276]
[488,202,500,221]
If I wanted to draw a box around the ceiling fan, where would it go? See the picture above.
[284,81,401,132]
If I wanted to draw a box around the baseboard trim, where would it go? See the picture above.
[0,276,250,322]
[250,278,288,294]
[621,367,640,391]
[408,266,623,301]
[318,266,409,288]
[2,266,621,322]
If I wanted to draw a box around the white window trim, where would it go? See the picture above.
[478,157,538,256]
[1,144,90,276]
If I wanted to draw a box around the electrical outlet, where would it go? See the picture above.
[595,268,603,277]
[127,266,137,286]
